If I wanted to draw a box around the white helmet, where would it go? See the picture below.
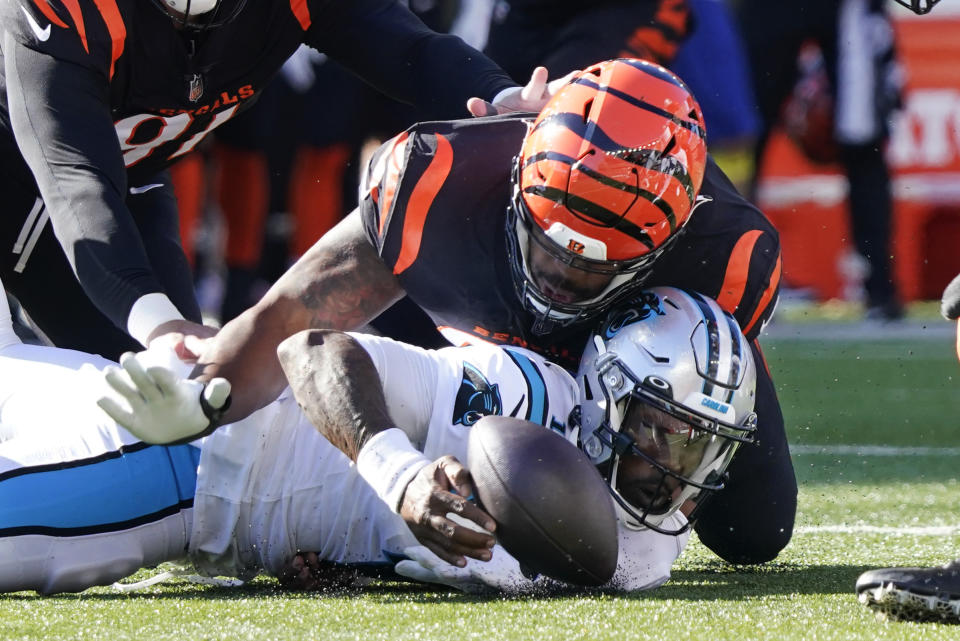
[569,286,757,534]
[151,0,247,29]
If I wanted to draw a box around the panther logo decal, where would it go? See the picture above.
[452,362,502,426]
[603,291,665,339]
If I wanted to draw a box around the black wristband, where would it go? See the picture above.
[199,387,232,427]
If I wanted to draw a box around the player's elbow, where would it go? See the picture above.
[276,329,352,383]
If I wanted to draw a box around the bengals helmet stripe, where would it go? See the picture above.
[530,113,698,207]
[524,183,658,250]
[525,116,693,232]
[521,149,673,241]
[570,75,707,140]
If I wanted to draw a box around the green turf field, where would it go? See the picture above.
[4,331,959,640]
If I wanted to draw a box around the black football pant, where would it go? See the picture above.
[0,167,201,361]
[694,340,797,564]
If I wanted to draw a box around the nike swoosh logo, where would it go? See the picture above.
[129,183,164,195]
[20,5,51,42]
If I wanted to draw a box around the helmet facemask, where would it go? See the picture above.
[506,156,690,335]
[577,338,756,534]
[570,287,758,535]
[892,0,939,14]
[149,0,248,31]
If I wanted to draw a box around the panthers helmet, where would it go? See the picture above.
[892,0,939,14]
[506,58,709,334]
[568,286,757,534]
[149,0,248,29]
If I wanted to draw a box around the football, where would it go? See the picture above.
[466,415,619,586]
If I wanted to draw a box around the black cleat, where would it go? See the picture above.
[856,561,960,623]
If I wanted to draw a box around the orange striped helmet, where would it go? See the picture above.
[506,58,708,334]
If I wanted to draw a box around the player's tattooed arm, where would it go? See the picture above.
[279,209,405,332]
[193,211,404,423]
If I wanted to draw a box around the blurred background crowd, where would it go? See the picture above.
[174,0,958,329]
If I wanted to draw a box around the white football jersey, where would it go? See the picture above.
[190,333,687,588]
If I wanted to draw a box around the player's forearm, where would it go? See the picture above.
[278,329,437,516]
[194,211,403,422]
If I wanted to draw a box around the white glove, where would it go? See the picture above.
[395,544,538,595]
[96,350,231,444]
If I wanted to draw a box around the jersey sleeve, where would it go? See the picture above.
[656,157,782,341]
[3,0,118,76]
[349,332,440,450]
[358,131,412,259]
[702,158,782,338]
[713,224,781,339]
[301,0,516,119]
[3,5,167,335]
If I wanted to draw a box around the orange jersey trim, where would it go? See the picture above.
[92,0,124,79]
[751,338,772,378]
[716,229,763,315]
[29,0,68,27]
[61,0,88,53]
[378,132,410,237]
[290,0,311,30]
[393,134,453,275]
[743,252,782,336]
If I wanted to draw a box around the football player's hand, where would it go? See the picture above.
[467,66,578,117]
[146,319,218,353]
[399,456,496,567]
[277,552,365,591]
[97,351,231,444]
[395,543,537,595]
[941,272,960,320]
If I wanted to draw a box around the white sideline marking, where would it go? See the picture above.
[791,444,960,456]
[797,524,960,535]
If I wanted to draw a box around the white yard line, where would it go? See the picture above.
[791,444,960,456]
[796,524,960,535]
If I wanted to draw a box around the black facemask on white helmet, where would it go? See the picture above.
[150,0,248,30]
[568,286,758,535]
[892,0,939,14]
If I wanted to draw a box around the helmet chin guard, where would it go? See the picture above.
[568,287,758,534]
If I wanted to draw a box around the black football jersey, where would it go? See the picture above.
[0,0,514,331]
[360,114,780,369]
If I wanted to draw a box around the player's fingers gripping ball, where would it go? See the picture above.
[397,456,496,566]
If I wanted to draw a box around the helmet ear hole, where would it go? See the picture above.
[663,136,676,155]
[582,99,594,124]
[643,375,673,397]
